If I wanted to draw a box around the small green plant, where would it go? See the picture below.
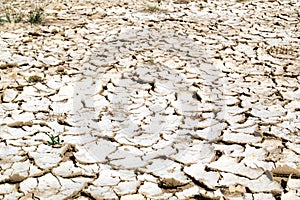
[1,6,43,24]
[4,9,24,23]
[28,8,43,24]
[5,12,11,23]
[47,134,64,145]
[144,5,163,13]
[147,59,155,65]
[13,12,24,23]
[28,75,43,83]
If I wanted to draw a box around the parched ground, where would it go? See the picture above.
[0,0,300,199]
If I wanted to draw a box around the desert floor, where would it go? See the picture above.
[0,0,299,199]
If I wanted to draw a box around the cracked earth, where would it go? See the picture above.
[0,0,300,199]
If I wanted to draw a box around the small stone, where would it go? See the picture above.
[57,66,64,72]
